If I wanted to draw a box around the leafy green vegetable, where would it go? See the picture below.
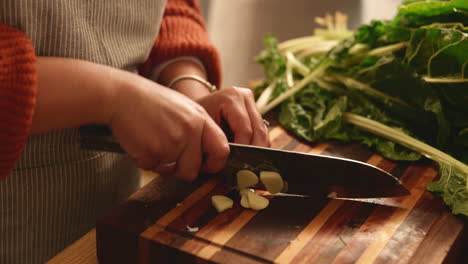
[395,0,468,27]
[428,165,468,216]
[255,0,468,217]
[256,34,286,82]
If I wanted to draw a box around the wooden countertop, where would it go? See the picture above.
[96,126,467,264]
[46,171,158,264]
[47,125,467,264]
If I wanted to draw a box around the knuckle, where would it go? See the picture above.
[225,87,242,99]
[231,86,253,96]
[243,90,255,101]
[224,86,238,93]
[242,87,254,96]
[180,114,204,134]
[239,126,253,139]
[168,129,186,145]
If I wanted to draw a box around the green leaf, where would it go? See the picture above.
[375,141,422,161]
[395,0,468,27]
[399,1,457,17]
[405,24,468,79]
[423,97,451,148]
[279,100,314,142]
[255,34,286,82]
[256,0,468,217]
[428,164,468,216]
[278,85,349,142]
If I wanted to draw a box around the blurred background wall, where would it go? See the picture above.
[199,0,402,88]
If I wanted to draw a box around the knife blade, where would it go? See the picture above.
[79,125,410,199]
[225,143,410,199]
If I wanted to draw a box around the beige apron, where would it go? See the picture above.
[0,0,166,263]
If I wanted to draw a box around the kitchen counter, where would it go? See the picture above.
[47,125,467,264]
[96,125,467,264]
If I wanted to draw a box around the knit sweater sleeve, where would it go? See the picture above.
[139,0,222,87]
[0,24,37,181]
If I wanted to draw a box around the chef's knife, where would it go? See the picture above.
[226,143,409,199]
[79,125,410,199]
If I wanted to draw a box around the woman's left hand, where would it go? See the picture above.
[196,86,270,147]
[155,59,270,147]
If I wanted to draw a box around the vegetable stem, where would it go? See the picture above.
[332,74,410,106]
[260,62,331,115]
[297,41,339,57]
[255,80,276,110]
[343,113,468,176]
[422,77,468,83]
[285,52,310,76]
[278,36,322,51]
[367,42,408,57]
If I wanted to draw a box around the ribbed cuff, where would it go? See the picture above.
[0,24,37,180]
[139,0,222,88]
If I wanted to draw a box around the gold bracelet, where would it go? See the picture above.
[167,74,217,92]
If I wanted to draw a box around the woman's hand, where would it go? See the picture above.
[156,59,270,148]
[33,57,229,181]
[196,87,270,147]
[109,76,230,181]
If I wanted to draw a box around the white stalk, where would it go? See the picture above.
[366,42,408,56]
[286,52,310,76]
[422,76,468,83]
[344,113,468,177]
[332,74,409,106]
[255,80,276,111]
[297,41,339,57]
[284,41,325,54]
[260,62,330,115]
[286,57,294,87]
[348,43,369,55]
[313,78,346,94]
[278,36,322,51]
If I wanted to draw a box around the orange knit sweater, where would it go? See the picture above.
[0,0,221,181]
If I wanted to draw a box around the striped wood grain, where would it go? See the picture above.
[97,126,467,264]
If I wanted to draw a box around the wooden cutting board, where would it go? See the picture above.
[96,125,467,264]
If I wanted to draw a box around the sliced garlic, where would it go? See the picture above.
[236,170,259,189]
[239,188,251,196]
[246,190,269,210]
[240,192,251,208]
[260,171,284,194]
[211,195,233,213]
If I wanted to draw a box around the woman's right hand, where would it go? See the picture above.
[32,57,228,181]
[108,74,230,181]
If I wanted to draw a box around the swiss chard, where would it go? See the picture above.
[255,1,468,217]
